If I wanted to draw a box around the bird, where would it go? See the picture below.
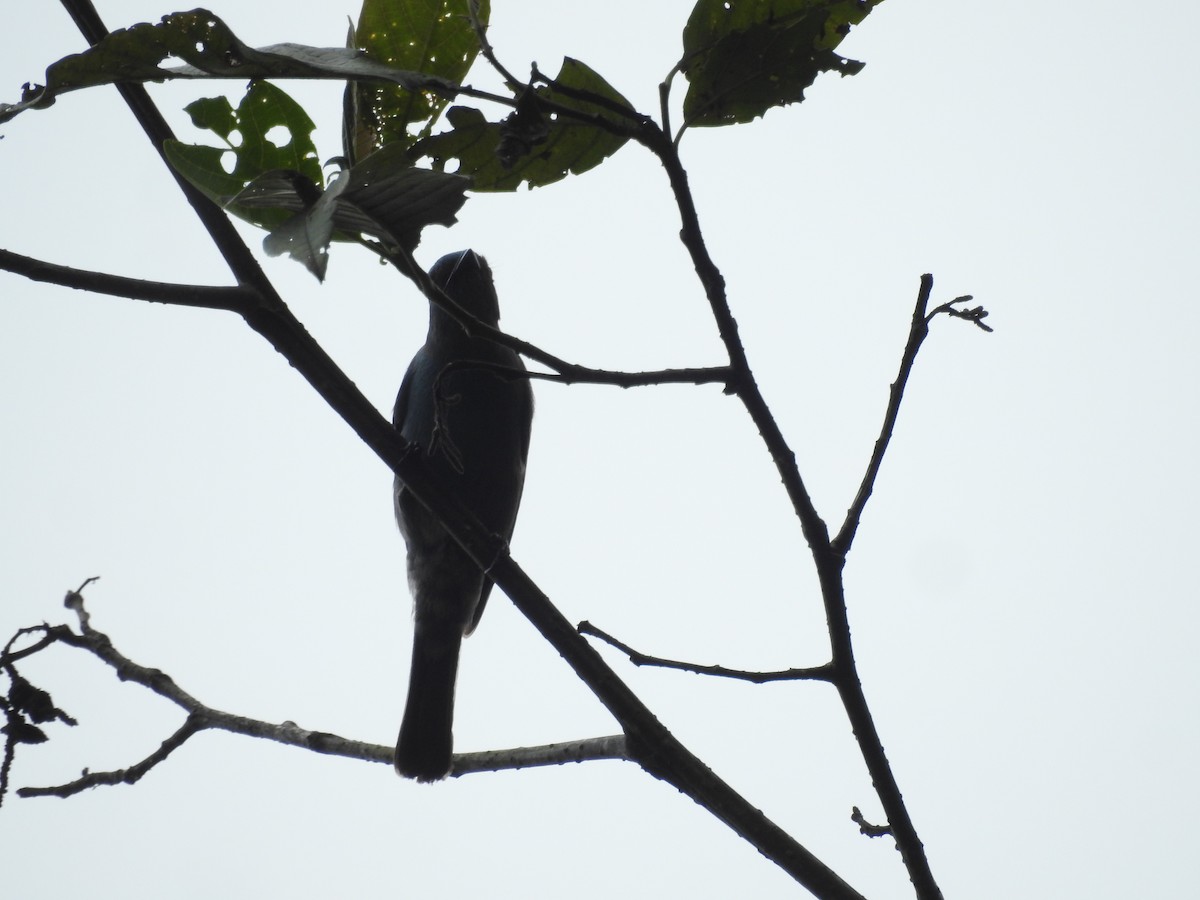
[392,249,533,782]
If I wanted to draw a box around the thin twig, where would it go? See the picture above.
[634,127,836,576]
[465,9,648,139]
[466,0,520,91]
[19,717,206,799]
[384,245,733,390]
[834,279,991,557]
[438,358,732,391]
[529,63,651,126]
[2,627,59,667]
[833,274,933,557]
[578,621,833,683]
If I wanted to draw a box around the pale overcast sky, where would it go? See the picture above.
[3,2,1197,898]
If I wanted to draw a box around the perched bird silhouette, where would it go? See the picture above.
[392,249,533,782]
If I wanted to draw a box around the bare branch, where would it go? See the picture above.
[635,128,836,568]
[0,249,258,312]
[18,717,205,799]
[3,592,630,797]
[579,621,833,683]
[833,274,934,556]
[435,359,732,400]
[466,0,520,91]
[363,244,731,395]
[2,627,60,667]
[635,125,953,899]
[834,277,992,557]
[453,735,628,776]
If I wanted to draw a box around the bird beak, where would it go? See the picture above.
[443,249,479,287]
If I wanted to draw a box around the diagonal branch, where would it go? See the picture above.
[833,279,991,556]
[833,274,933,557]
[20,717,207,799]
[466,0,520,91]
[638,128,835,565]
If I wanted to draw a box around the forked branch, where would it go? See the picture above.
[0,587,630,801]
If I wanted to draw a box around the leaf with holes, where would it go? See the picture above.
[164,80,323,232]
[0,8,460,125]
[679,0,885,128]
[344,0,491,164]
[411,57,633,191]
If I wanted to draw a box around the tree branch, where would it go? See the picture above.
[834,274,929,556]
[483,555,867,899]
[636,127,951,899]
[578,621,833,683]
[452,735,628,776]
[0,248,257,312]
[382,245,721,390]
[637,129,835,564]
[834,278,991,557]
[19,717,206,799]
[466,0,520,91]
[2,590,633,799]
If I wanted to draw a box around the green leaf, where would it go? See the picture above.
[231,143,470,278]
[411,57,632,191]
[345,0,490,163]
[164,141,271,223]
[204,81,320,184]
[184,95,237,140]
[0,8,461,125]
[679,0,884,128]
[164,80,322,232]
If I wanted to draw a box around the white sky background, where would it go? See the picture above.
[2,1,1197,897]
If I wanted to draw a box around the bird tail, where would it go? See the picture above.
[395,625,463,782]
